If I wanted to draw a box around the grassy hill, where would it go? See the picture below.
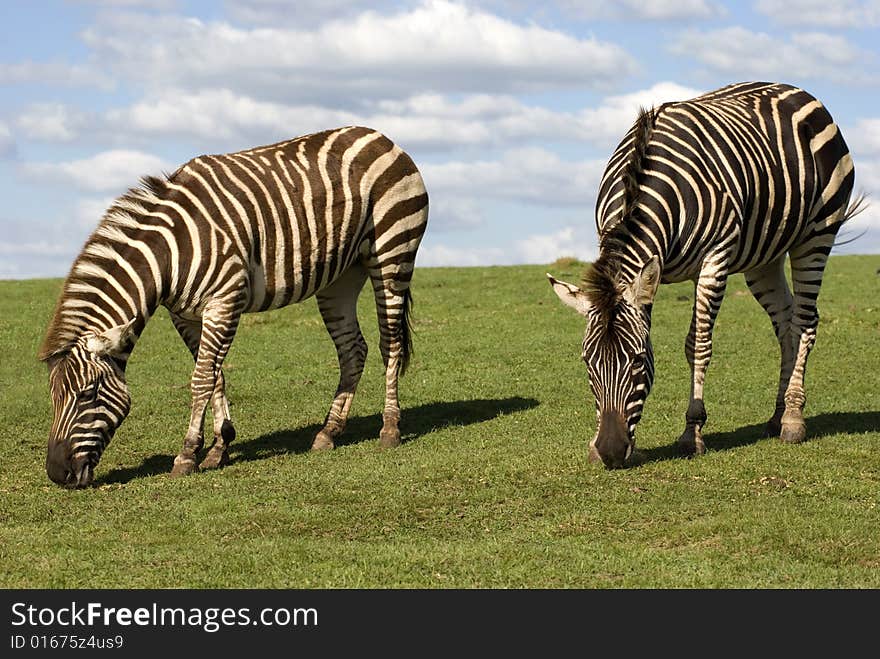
[1,255,878,588]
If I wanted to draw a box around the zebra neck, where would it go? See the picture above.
[41,223,165,361]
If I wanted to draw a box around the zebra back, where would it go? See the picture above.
[40,125,429,362]
[593,81,856,280]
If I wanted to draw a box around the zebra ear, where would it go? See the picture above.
[547,273,592,316]
[624,256,661,307]
[86,319,136,357]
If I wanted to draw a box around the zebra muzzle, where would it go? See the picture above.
[46,440,73,486]
[71,460,95,488]
[46,441,97,488]
[593,409,632,469]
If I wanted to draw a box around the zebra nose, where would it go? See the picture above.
[46,440,72,486]
[593,409,630,469]
[71,459,95,488]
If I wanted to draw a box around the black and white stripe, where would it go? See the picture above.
[550,81,862,467]
[40,126,429,487]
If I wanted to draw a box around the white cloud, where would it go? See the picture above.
[368,94,560,149]
[378,83,701,150]
[0,122,15,158]
[416,225,597,267]
[17,103,89,141]
[22,150,173,192]
[75,196,119,229]
[848,118,880,155]
[515,226,597,263]
[754,0,880,28]
[107,89,565,151]
[105,88,359,143]
[416,242,507,267]
[670,27,875,83]
[421,148,607,206]
[96,81,699,154]
[835,158,879,249]
[575,82,703,148]
[0,61,113,88]
[0,213,93,280]
[854,158,880,195]
[70,0,177,6]
[0,241,79,279]
[427,197,488,232]
[556,0,725,20]
[225,0,383,26]
[80,1,636,101]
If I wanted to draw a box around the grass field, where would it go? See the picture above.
[1,255,878,588]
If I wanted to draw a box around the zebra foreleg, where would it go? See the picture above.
[171,299,243,477]
[199,371,236,470]
[312,265,369,451]
[169,312,236,470]
[744,259,795,437]
[678,266,729,456]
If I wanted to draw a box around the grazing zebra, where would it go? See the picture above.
[548,81,864,468]
[39,126,429,487]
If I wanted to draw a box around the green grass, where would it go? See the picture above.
[1,255,878,588]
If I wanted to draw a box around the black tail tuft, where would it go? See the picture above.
[400,287,414,376]
[843,191,869,224]
[832,191,870,248]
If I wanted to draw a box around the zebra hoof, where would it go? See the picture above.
[220,419,236,443]
[170,456,199,478]
[780,423,806,444]
[765,417,782,438]
[378,428,401,449]
[311,432,335,451]
[677,429,706,457]
[199,447,229,470]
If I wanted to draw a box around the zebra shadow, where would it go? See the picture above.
[633,410,880,465]
[99,396,540,484]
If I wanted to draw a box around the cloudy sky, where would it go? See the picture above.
[2,0,879,279]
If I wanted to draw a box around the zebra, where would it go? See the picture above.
[548,81,864,469]
[39,126,429,488]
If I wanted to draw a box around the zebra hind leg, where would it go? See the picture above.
[780,231,839,444]
[312,264,369,451]
[369,271,414,449]
[169,312,236,471]
[744,258,794,437]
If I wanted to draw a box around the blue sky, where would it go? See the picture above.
[1,0,878,279]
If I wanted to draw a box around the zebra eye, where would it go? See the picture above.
[78,382,100,403]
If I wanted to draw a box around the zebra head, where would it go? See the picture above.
[42,320,134,488]
[548,256,661,468]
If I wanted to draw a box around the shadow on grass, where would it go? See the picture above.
[100,454,177,485]
[634,410,880,466]
[99,396,540,485]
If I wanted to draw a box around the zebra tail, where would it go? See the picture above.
[832,191,870,248]
[400,287,414,376]
[843,191,869,224]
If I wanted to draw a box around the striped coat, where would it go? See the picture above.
[41,126,429,487]
[549,82,861,468]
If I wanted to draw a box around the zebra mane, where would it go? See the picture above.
[587,105,666,320]
[602,105,658,245]
[38,174,172,362]
[581,253,625,328]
